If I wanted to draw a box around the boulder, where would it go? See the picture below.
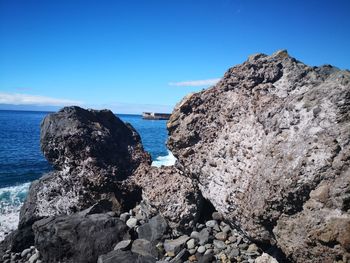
[10,106,150,251]
[167,50,350,261]
[137,215,168,241]
[32,208,128,263]
[134,165,202,231]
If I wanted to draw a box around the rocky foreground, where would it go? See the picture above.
[1,50,349,263]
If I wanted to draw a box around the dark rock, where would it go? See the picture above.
[114,240,132,251]
[131,239,161,259]
[167,50,350,262]
[169,248,189,263]
[198,253,215,263]
[163,235,190,257]
[32,208,128,263]
[97,250,157,263]
[138,215,168,241]
[10,106,149,252]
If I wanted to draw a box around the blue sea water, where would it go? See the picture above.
[0,110,175,240]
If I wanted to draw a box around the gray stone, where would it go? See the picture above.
[131,239,159,258]
[239,243,248,250]
[188,248,197,255]
[197,246,206,254]
[20,249,31,258]
[120,213,130,222]
[163,235,190,257]
[126,218,138,228]
[214,232,227,241]
[190,231,199,240]
[198,228,210,245]
[213,240,226,250]
[97,250,156,263]
[212,212,223,221]
[229,248,240,258]
[221,225,231,233]
[204,249,213,255]
[247,243,259,253]
[28,252,39,263]
[138,215,168,241]
[205,220,217,228]
[186,239,196,250]
[114,240,132,251]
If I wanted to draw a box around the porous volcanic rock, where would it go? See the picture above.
[167,50,350,262]
[7,106,150,252]
[134,165,202,232]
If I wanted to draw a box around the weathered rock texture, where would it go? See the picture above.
[33,208,128,263]
[134,165,202,232]
[4,106,150,252]
[20,107,150,226]
[167,50,350,262]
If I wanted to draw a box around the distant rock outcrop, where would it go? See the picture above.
[167,50,350,262]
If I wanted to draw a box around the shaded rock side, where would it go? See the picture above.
[134,165,202,232]
[32,209,128,263]
[167,50,350,261]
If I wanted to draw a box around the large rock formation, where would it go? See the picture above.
[8,106,150,252]
[167,50,350,262]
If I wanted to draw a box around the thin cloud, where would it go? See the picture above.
[168,78,221,87]
[0,92,83,106]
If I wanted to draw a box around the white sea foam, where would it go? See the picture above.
[0,182,30,241]
[151,150,177,167]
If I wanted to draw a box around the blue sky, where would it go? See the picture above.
[0,0,349,113]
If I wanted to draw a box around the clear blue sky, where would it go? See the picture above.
[0,0,349,113]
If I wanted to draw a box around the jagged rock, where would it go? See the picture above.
[163,235,190,257]
[167,50,350,262]
[134,165,202,231]
[131,239,160,259]
[137,215,168,241]
[6,106,150,252]
[32,207,128,263]
[97,250,157,263]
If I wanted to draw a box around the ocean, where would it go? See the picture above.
[0,110,175,240]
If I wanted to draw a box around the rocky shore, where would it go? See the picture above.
[1,50,349,263]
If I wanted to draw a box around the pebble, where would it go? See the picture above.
[228,235,237,243]
[221,225,231,233]
[204,249,213,255]
[205,220,217,228]
[213,240,226,250]
[186,239,196,250]
[188,254,197,262]
[188,248,197,255]
[212,212,223,221]
[28,252,39,263]
[239,243,248,250]
[114,240,132,251]
[190,231,199,240]
[119,212,130,222]
[247,243,259,253]
[126,217,138,228]
[215,232,227,241]
[20,248,31,258]
[198,228,210,245]
[197,246,206,254]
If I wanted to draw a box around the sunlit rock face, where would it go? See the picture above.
[167,50,350,262]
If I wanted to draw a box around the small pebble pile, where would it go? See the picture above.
[4,206,265,263]
[2,246,40,263]
[107,205,263,262]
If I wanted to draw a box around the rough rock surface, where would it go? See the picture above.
[134,165,202,231]
[1,106,150,253]
[32,208,128,263]
[167,50,350,261]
